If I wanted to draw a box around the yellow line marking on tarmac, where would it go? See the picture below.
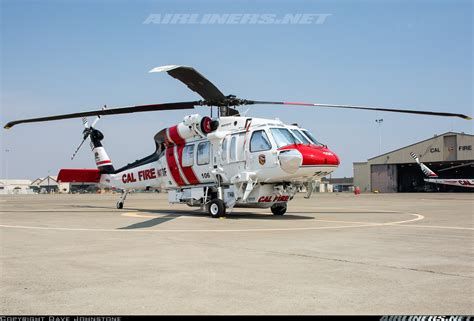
[121,212,158,218]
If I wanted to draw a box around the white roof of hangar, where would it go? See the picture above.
[368,132,473,161]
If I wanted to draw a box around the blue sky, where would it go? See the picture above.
[1,0,472,179]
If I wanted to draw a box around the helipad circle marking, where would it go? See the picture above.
[0,211,425,233]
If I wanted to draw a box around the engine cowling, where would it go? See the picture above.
[165,114,219,145]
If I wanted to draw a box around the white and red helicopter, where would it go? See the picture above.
[4,65,472,217]
[410,152,474,189]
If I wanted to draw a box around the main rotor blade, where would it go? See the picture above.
[248,101,472,120]
[4,101,199,129]
[150,65,226,101]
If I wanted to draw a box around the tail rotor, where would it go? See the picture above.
[70,106,107,160]
[410,152,421,164]
[410,152,438,178]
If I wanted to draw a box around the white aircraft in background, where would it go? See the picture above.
[410,152,474,189]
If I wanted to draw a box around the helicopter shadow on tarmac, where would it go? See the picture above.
[69,205,314,230]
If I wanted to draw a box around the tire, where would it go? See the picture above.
[208,199,226,218]
[116,202,124,209]
[271,203,287,215]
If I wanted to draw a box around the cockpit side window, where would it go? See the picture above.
[270,128,298,148]
[250,130,272,152]
[291,129,311,144]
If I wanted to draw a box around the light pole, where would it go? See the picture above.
[47,170,51,194]
[375,119,383,154]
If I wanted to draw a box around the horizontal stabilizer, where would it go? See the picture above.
[58,169,101,183]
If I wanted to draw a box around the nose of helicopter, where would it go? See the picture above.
[300,144,340,166]
[278,144,340,173]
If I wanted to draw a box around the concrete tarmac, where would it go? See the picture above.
[0,192,473,314]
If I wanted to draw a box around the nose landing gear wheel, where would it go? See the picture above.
[208,199,226,218]
[271,203,287,215]
[116,202,124,209]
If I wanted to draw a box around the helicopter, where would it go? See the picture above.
[410,152,474,189]
[4,65,471,217]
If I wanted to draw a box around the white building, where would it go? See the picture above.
[31,176,70,193]
[0,179,34,195]
[1,176,99,195]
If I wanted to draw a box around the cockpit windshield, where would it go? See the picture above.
[270,128,298,148]
[301,130,324,146]
[291,129,311,144]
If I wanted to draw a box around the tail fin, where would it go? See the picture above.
[90,129,115,174]
[410,152,438,178]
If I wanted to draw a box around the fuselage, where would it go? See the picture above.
[99,115,340,207]
[424,178,474,188]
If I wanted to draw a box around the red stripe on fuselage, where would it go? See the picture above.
[177,144,200,185]
[165,128,172,146]
[169,125,185,145]
[166,147,185,186]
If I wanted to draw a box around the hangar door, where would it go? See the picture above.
[371,164,398,193]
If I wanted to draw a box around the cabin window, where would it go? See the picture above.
[250,130,272,152]
[221,137,228,162]
[227,133,246,162]
[197,141,210,165]
[182,145,194,167]
[229,136,237,161]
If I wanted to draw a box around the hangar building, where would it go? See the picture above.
[353,132,474,193]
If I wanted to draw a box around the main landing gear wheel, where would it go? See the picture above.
[271,203,287,215]
[116,202,124,209]
[208,199,226,218]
